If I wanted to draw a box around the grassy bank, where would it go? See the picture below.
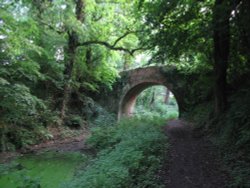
[63,116,169,188]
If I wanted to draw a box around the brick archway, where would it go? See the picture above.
[94,65,196,120]
[118,83,178,119]
[118,66,182,119]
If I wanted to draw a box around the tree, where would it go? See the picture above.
[24,0,143,124]
[212,0,231,115]
[137,0,214,65]
[60,0,85,123]
[137,0,248,116]
[0,0,143,150]
[164,88,170,104]
[57,0,142,123]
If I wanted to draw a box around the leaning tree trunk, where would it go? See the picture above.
[213,0,231,115]
[60,0,85,124]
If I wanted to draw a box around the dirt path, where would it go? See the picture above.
[161,120,229,188]
[0,132,88,163]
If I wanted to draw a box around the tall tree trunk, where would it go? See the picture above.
[150,90,155,108]
[60,33,78,122]
[60,0,85,124]
[164,88,170,104]
[213,0,231,115]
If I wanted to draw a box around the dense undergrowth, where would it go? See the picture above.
[0,94,107,152]
[187,84,250,187]
[134,86,179,120]
[135,102,178,120]
[62,116,168,188]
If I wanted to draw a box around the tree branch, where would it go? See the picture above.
[112,31,134,47]
[78,30,146,55]
[79,41,129,54]
[79,40,146,55]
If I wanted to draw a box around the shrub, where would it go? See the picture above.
[0,82,55,151]
[65,115,85,129]
[86,126,118,150]
[88,104,116,128]
[217,88,250,187]
[186,86,250,187]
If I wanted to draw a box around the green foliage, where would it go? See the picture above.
[65,115,85,129]
[0,80,51,150]
[184,102,213,129]
[216,87,250,152]
[134,86,179,119]
[16,175,41,188]
[0,53,61,150]
[64,117,168,188]
[186,84,250,187]
[135,104,178,120]
[0,83,45,124]
[76,95,117,128]
[0,0,142,150]
[0,1,63,151]
[0,152,87,188]
[138,0,213,66]
[89,111,116,127]
[86,126,117,150]
[229,161,250,188]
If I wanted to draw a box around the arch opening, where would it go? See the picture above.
[119,83,179,120]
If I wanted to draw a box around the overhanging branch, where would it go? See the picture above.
[78,30,146,55]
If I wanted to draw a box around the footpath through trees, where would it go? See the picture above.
[161,120,230,188]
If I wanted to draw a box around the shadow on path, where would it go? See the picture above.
[161,119,229,188]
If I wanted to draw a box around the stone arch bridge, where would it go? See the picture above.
[95,66,198,120]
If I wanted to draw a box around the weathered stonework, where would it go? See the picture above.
[95,65,199,120]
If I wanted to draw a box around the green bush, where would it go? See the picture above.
[65,115,85,129]
[135,103,178,120]
[0,82,56,151]
[17,175,41,188]
[63,117,168,188]
[218,89,250,187]
[89,112,116,128]
[86,126,118,150]
[186,87,250,187]
[184,102,213,129]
